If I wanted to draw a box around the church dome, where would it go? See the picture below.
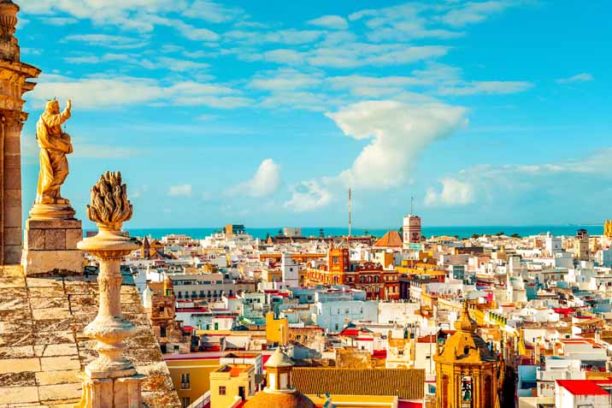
[436,303,498,364]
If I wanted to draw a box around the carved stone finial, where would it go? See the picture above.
[87,171,133,231]
[77,171,143,407]
[0,0,20,62]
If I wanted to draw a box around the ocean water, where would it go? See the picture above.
[125,225,604,240]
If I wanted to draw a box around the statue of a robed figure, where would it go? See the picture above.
[29,99,76,220]
[23,98,83,275]
[36,98,73,205]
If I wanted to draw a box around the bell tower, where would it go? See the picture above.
[0,0,40,264]
[434,302,504,408]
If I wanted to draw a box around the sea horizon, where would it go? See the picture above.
[117,224,605,240]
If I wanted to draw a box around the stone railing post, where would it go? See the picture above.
[77,172,143,408]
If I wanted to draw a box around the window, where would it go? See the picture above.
[219,386,227,395]
[180,373,190,389]
[181,397,191,408]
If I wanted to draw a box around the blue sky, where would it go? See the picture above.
[16,0,611,229]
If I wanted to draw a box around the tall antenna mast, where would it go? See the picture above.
[348,187,352,238]
[410,196,414,215]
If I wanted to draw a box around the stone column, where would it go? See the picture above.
[77,172,143,408]
[0,0,40,264]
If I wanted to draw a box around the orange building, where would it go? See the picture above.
[143,275,183,352]
[305,246,400,300]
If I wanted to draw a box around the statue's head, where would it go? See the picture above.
[45,99,59,114]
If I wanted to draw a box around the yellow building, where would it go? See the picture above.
[165,357,220,407]
[245,348,315,408]
[605,219,612,238]
[262,267,282,283]
[265,312,289,346]
[434,303,503,408]
[210,364,256,407]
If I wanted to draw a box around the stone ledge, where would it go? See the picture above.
[22,250,83,276]
[26,219,82,230]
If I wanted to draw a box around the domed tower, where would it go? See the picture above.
[0,0,40,264]
[245,348,315,408]
[434,302,503,408]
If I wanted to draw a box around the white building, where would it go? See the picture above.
[281,253,300,288]
[555,379,612,408]
[313,300,378,333]
[403,214,422,247]
[545,233,562,256]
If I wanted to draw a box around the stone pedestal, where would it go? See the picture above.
[79,374,144,408]
[21,215,83,275]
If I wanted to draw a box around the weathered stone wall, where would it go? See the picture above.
[0,0,40,265]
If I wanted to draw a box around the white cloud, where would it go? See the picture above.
[556,73,594,84]
[327,101,467,189]
[231,159,281,197]
[419,148,612,222]
[284,180,333,212]
[64,53,131,64]
[437,80,533,95]
[29,74,250,110]
[46,17,79,26]
[262,49,305,65]
[440,1,517,27]
[307,44,449,68]
[158,57,209,72]
[170,20,220,42]
[425,178,475,206]
[329,75,421,97]
[350,3,462,41]
[308,15,349,30]
[168,184,193,197]
[226,29,324,45]
[249,69,322,91]
[21,0,179,31]
[183,0,245,23]
[64,34,148,49]
[30,75,164,109]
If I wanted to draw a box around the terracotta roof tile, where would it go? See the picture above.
[292,368,424,400]
[374,231,403,248]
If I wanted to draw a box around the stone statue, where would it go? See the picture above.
[35,98,73,205]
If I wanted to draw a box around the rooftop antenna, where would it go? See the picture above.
[348,187,352,239]
[410,196,414,215]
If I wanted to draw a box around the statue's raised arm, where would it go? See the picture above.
[35,99,74,205]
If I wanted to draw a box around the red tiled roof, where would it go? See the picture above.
[556,380,611,396]
[553,307,574,315]
[374,231,403,248]
[398,402,423,408]
[339,328,359,337]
